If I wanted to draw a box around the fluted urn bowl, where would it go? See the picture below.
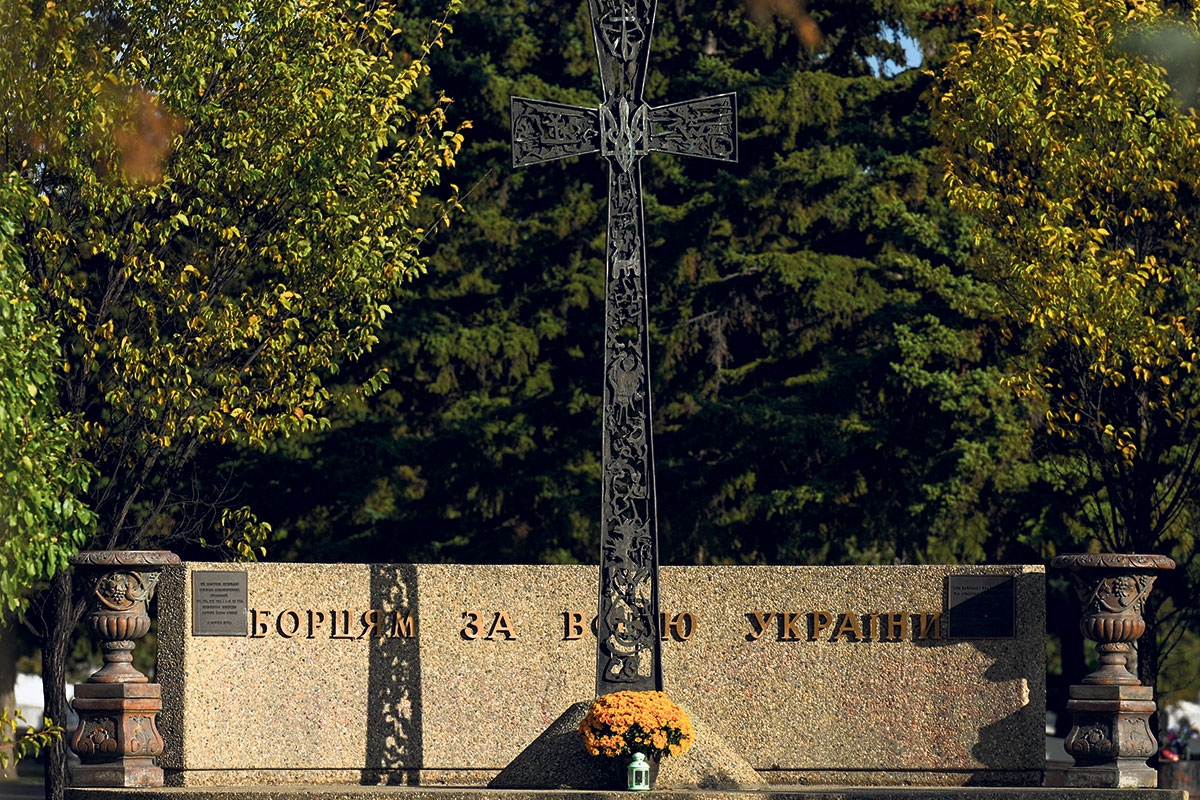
[71,550,181,683]
[1051,553,1175,686]
[87,608,153,643]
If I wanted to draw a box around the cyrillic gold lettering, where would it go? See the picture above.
[330,609,355,639]
[670,611,696,641]
[392,610,415,638]
[780,611,803,641]
[306,610,326,639]
[878,612,907,641]
[461,610,482,640]
[564,611,585,641]
[249,609,271,638]
[832,612,863,642]
[276,609,301,638]
[809,610,834,641]
[746,611,775,642]
[359,609,381,639]
[487,611,515,640]
[918,612,942,640]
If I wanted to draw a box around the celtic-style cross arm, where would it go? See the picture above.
[512,94,737,169]
[648,95,738,161]
[511,99,600,168]
[511,0,737,697]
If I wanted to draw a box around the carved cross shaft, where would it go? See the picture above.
[511,0,737,694]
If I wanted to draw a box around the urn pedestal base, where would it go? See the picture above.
[68,550,179,788]
[70,682,165,787]
[1052,552,1173,789]
[1063,684,1157,789]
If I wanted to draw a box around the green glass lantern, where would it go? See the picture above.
[627,752,651,791]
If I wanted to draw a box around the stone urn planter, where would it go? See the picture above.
[1053,553,1175,686]
[68,550,180,787]
[72,550,179,683]
[1051,552,1175,789]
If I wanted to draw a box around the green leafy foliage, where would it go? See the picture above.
[0,185,94,614]
[238,0,1042,573]
[934,0,1200,687]
[0,710,62,770]
[936,0,1200,552]
[0,0,465,561]
[1,2,465,792]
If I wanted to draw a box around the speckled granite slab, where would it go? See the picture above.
[65,788,1187,800]
[155,564,1044,787]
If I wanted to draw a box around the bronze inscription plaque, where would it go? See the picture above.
[193,571,248,636]
[947,575,1015,638]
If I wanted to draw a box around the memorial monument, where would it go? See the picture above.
[511,0,736,697]
[62,2,1134,796]
[152,561,1047,788]
[500,0,747,784]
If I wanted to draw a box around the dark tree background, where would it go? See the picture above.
[228,0,1045,569]
[214,0,1199,715]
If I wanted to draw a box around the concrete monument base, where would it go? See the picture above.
[488,701,764,790]
[65,785,1189,800]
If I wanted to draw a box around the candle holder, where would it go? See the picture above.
[627,752,652,791]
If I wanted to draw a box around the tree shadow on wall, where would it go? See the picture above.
[963,571,1047,786]
[902,570,1046,786]
[362,564,423,785]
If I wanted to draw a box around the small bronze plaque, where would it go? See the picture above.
[947,575,1015,638]
[193,571,248,636]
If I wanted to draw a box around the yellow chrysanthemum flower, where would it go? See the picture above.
[577,691,694,759]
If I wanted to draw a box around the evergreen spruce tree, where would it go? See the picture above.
[243,0,1044,572]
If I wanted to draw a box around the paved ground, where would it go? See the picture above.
[0,782,44,799]
[57,787,1192,800]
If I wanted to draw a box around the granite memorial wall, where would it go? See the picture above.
[157,563,1045,787]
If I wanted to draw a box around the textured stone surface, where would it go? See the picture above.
[65,787,1186,800]
[488,702,616,790]
[662,566,1045,784]
[156,564,1044,787]
[488,701,762,790]
[657,710,768,790]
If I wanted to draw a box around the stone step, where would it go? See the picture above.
[66,787,1188,800]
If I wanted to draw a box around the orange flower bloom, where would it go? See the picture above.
[578,691,694,760]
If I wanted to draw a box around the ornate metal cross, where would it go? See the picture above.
[511,0,737,695]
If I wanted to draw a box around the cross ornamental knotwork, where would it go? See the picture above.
[511,0,737,695]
